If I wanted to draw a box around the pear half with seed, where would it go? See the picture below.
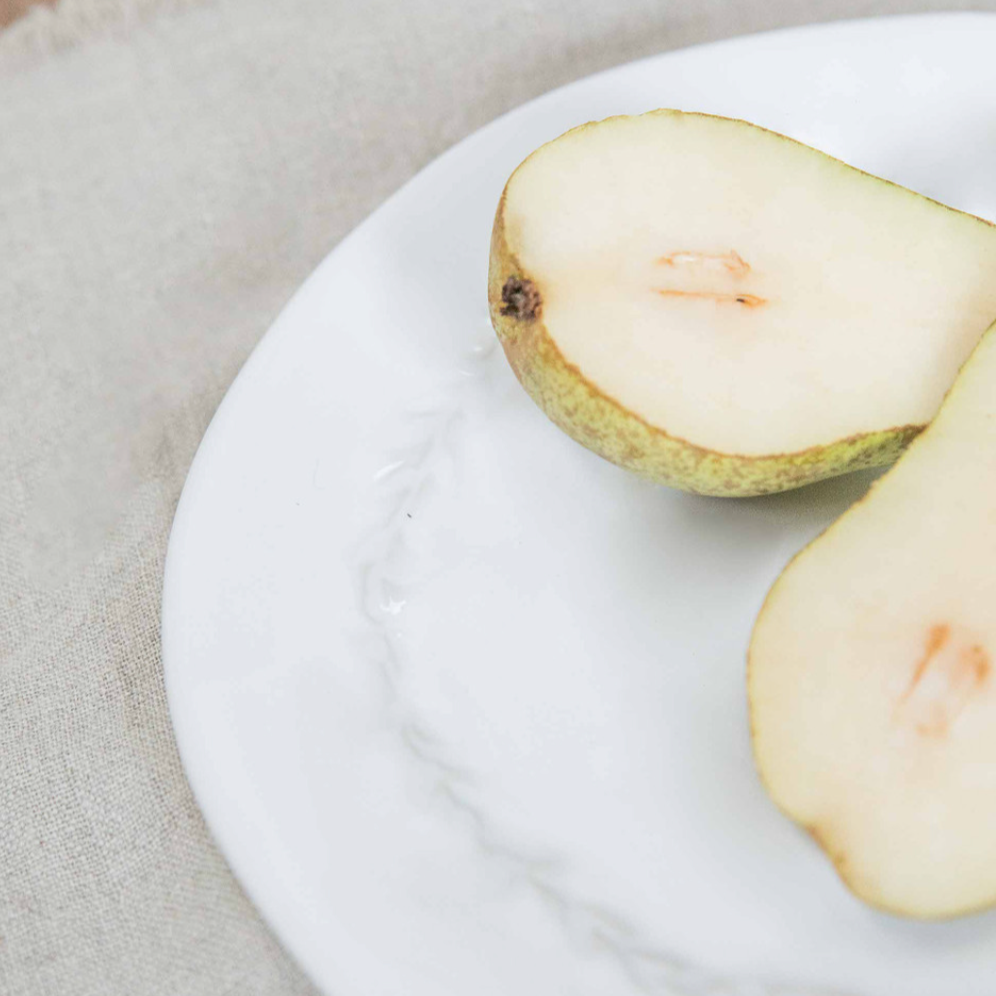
[749,318,996,918]
[488,110,996,496]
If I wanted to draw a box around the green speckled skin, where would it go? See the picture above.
[488,187,923,498]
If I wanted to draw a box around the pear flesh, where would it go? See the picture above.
[489,110,996,496]
[749,320,996,918]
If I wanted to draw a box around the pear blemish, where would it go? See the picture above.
[500,276,542,321]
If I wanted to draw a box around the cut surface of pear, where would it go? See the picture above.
[749,319,996,918]
[488,110,996,496]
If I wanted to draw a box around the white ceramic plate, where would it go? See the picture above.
[162,14,996,996]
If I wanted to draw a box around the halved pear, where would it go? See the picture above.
[488,110,996,496]
[749,318,996,918]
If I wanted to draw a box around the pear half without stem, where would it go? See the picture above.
[749,317,996,918]
[488,109,996,496]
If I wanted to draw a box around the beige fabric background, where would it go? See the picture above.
[2,1,995,993]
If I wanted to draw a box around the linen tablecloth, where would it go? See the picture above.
[2,0,992,992]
